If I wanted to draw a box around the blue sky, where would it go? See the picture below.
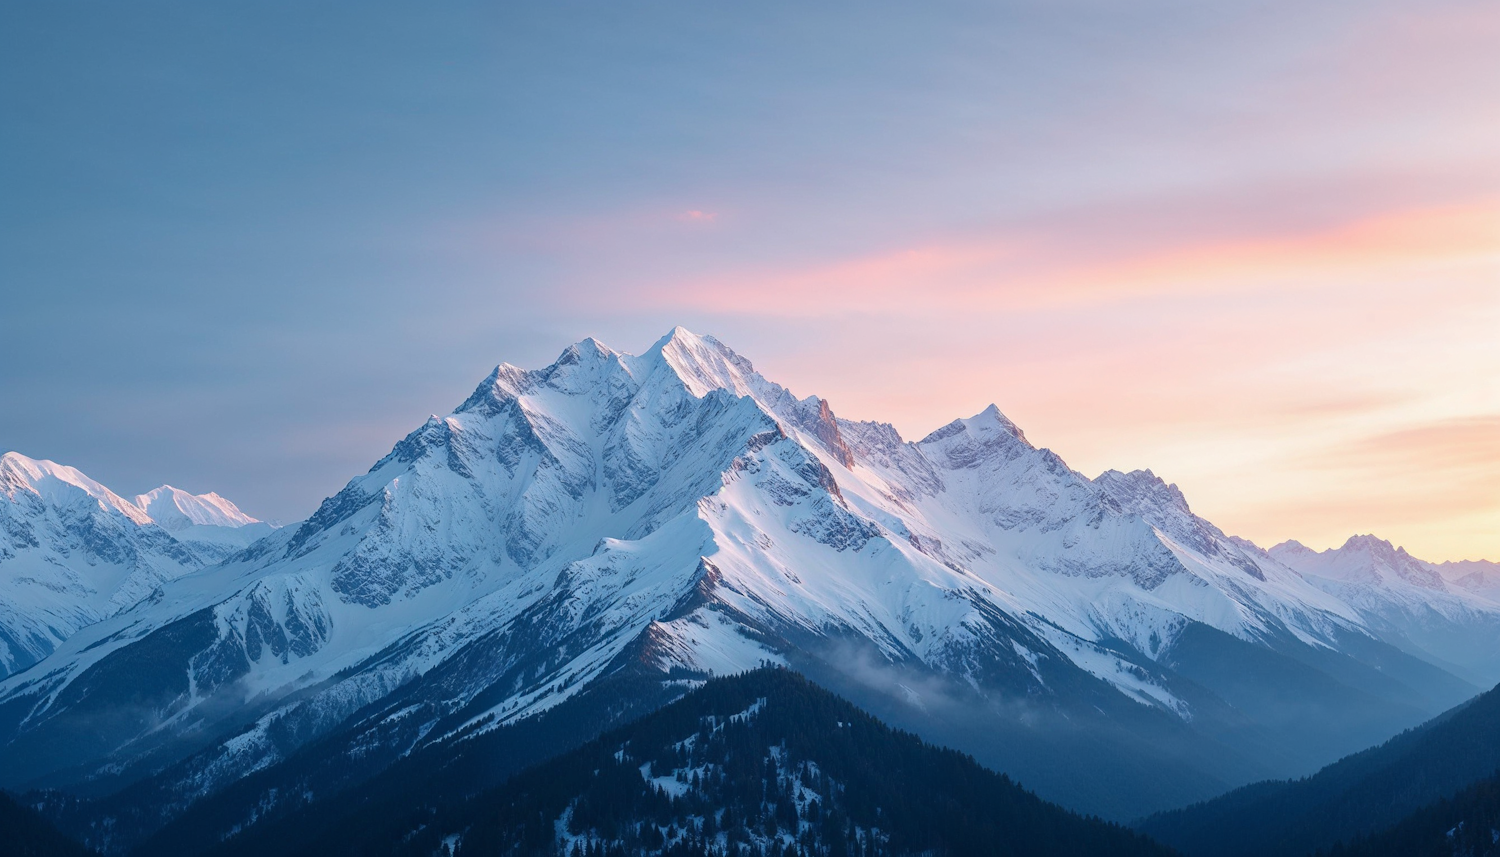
[3,1,1496,558]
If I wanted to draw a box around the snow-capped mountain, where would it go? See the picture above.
[1270,536,1500,683]
[0,329,1488,840]
[133,486,258,531]
[1439,558,1500,601]
[0,453,272,676]
[132,485,277,559]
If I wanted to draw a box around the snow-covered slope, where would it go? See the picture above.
[0,453,273,676]
[0,329,1487,834]
[1270,536,1500,683]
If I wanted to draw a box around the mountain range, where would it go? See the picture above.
[1,327,1496,852]
[0,452,273,678]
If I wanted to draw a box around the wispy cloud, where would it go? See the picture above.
[624,197,1499,316]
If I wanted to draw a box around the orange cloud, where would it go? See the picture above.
[1050,199,1499,298]
[1320,416,1500,478]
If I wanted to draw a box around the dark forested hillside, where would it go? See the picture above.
[129,668,684,857]
[0,791,93,857]
[1139,681,1500,857]
[1324,769,1500,857]
[391,668,1169,857]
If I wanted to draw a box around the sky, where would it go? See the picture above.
[2,1,1496,561]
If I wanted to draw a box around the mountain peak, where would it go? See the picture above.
[562,335,617,360]
[1269,539,1316,557]
[1095,469,1192,514]
[549,335,620,369]
[967,404,1030,442]
[649,325,713,356]
[457,363,531,415]
[1342,533,1404,558]
[646,326,760,398]
[0,451,151,524]
[664,323,700,342]
[1097,467,1160,484]
[920,404,1030,446]
[132,485,261,531]
[634,328,865,467]
[2,451,82,490]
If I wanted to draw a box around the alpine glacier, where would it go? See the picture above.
[0,329,1493,843]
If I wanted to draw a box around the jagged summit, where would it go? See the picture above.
[644,326,760,397]
[1342,533,1410,556]
[1096,469,1194,515]
[1268,530,1500,683]
[1097,466,1161,484]
[920,403,1030,447]
[456,328,856,471]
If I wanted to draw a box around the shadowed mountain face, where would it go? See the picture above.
[0,329,1492,852]
[1138,680,1500,857]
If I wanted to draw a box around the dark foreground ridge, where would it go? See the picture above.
[0,790,93,857]
[211,668,1170,857]
[1139,679,1500,857]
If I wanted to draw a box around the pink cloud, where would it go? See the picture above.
[628,196,1499,317]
